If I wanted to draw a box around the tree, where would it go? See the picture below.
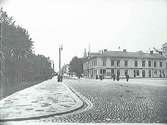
[0,8,54,98]
[69,56,83,77]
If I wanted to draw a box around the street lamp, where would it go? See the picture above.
[59,45,63,74]
[58,45,63,82]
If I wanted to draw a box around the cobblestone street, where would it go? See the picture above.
[2,78,167,124]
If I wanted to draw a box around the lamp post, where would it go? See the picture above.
[58,45,63,82]
[59,45,63,74]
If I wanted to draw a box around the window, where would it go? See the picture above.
[124,60,128,67]
[160,62,162,67]
[102,59,106,66]
[117,70,120,75]
[149,70,151,77]
[135,61,138,67]
[117,60,120,67]
[111,69,114,74]
[125,70,128,75]
[134,70,136,77]
[107,71,110,76]
[92,61,94,66]
[154,61,156,67]
[103,69,106,75]
[148,61,151,67]
[94,60,97,66]
[142,60,145,67]
[100,69,103,74]
[136,70,139,76]
[94,70,97,75]
[111,60,114,66]
[162,70,165,77]
[142,70,145,77]
[88,61,90,66]
[154,70,157,75]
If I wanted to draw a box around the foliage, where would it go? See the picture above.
[0,8,54,88]
[69,56,84,76]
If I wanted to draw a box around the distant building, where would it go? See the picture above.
[83,48,167,79]
[162,42,167,57]
[62,64,70,75]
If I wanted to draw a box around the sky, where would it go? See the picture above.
[1,0,167,71]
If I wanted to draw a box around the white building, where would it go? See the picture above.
[83,49,167,79]
[162,42,167,57]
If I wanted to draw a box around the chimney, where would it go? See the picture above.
[150,50,153,54]
[123,49,127,52]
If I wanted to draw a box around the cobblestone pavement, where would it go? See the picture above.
[3,78,167,124]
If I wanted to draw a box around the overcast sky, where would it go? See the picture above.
[1,0,167,71]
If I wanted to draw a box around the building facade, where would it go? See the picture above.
[162,42,167,57]
[83,50,167,79]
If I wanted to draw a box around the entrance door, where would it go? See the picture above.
[142,70,145,78]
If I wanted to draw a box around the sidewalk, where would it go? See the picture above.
[0,77,84,121]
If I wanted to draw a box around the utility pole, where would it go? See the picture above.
[58,45,63,82]
[59,45,63,74]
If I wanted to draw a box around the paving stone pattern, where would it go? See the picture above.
[37,79,167,123]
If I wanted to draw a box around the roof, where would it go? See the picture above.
[87,51,166,60]
[163,42,167,47]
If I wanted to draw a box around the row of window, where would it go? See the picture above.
[86,59,164,68]
[142,60,162,67]
[86,69,165,78]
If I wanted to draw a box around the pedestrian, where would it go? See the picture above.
[112,74,115,81]
[57,74,60,82]
[102,74,104,79]
[96,74,98,79]
[100,74,103,80]
[126,74,129,82]
[60,74,63,82]
[78,75,80,79]
[116,74,120,81]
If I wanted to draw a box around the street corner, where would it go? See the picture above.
[0,80,84,121]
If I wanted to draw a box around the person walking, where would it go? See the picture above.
[126,74,129,82]
[116,74,120,81]
[112,74,116,81]
[96,74,98,79]
[100,74,103,80]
